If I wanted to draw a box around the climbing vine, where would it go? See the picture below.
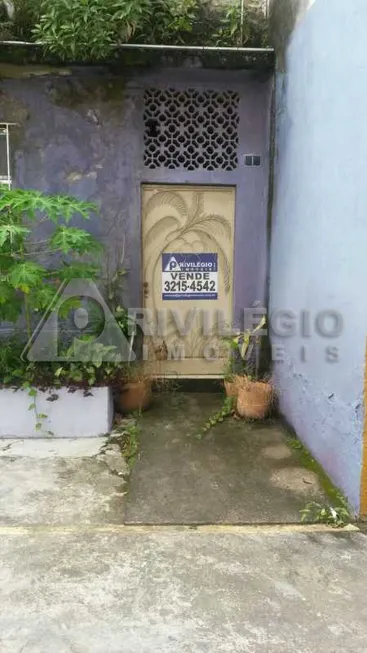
[0,0,268,61]
[196,396,235,440]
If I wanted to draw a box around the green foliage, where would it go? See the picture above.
[8,261,45,293]
[49,226,102,255]
[33,0,207,60]
[113,305,132,337]
[33,0,151,61]
[0,188,94,223]
[120,417,140,467]
[286,435,353,521]
[196,396,234,440]
[135,0,203,45]
[0,336,124,389]
[106,413,141,467]
[300,497,351,528]
[0,0,270,61]
[0,338,25,385]
[213,1,268,47]
[0,188,100,331]
[0,338,123,434]
[54,342,123,387]
[223,316,268,380]
[88,302,134,341]
[0,0,41,40]
[22,379,54,436]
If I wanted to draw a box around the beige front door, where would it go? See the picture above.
[142,184,235,377]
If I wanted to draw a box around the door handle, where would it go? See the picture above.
[143,281,149,299]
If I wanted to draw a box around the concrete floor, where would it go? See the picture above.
[0,394,330,527]
[1,393,365,652]
[126,393,329,524]
[1,526,366,653]
[0,437,129,525]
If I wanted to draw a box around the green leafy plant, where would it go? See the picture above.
[0,188,122,394]
[135,0,203,45]
[300,496,351,528]
[196,396,234,440]
[0,0,42,40]
[88,302,134,342]
[86,237,137,348]
[213,1,268,47]
[111,413,141,467]
[0,337,124,390]
[1,0,268,56]
[0,337,25,385]
[0,338,124,434]
[224,316,268,381]
[23,382,54,436]
[0,188,101,338]
[121,417,140,467]
[291,435,352,527]
[33,0,151,61]
[54,341,123,387]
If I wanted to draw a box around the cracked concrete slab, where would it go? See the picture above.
[0,437,128,526]
[0,437,106,458]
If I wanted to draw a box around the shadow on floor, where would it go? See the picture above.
[125,393,329,525]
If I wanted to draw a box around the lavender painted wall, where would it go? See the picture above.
[270,0,367,512]
[0,67,272,326]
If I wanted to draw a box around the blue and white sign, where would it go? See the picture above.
[162,253,218,300]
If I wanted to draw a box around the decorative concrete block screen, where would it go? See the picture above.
[144,88,240,171]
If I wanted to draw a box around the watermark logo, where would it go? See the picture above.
[23,279,134,362]
[21,280,344,365]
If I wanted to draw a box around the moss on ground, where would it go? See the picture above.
[285,431,348,507]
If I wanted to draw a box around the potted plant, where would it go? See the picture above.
[236,374,273,420]
[89,299,153,415]
[86,250,154,416]
[113,306,153,414]
[115,362,153,414]
[223,317,274,420]
[223,365,243,400]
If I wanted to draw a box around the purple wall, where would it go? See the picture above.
[0,67,272,324]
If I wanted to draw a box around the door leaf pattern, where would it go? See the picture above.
[143,188,232,296]
[143,186,233,362]
[144,215,180,249]
[144,190,189,222]
[191,227,231,294]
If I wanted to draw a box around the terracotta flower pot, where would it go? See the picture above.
[237,378,273,420]
[224,379,238,398]
[117,380,152,414]
[224,375,245,399]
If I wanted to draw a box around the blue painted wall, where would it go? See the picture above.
[270,0,367,511]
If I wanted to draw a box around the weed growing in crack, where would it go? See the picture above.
[195,396,234,440]
[300,496,351,528]
[286,436,353,527]
[112,413,141,468]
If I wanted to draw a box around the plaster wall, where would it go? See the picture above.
[269,0,367,511]
[0,67,272,324]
